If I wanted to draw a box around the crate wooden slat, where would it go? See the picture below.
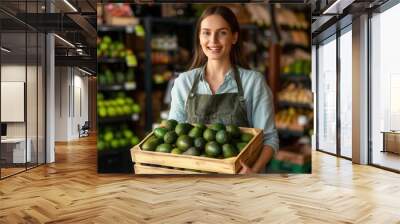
[134,163,205,174]
[131,127,263,174]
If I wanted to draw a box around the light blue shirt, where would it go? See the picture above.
[168,66,279,152]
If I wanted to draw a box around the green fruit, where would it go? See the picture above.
[194,123,206,130]
[104,131,113,142]
[165,119,178,131]
[215,130,231,144]
[131,136,140,146]
[226,125,241,138]
[132,104,141,114]
[176,135,193,152]
[119,139,128,147]
[241,133,254,143]
[171,148,182,154]
[222,144,238,158]
[205,141,222,158]
[154,127,168,139]
[236,142,247,152]
[203,128,216,142]
[142,137,161,151]
[188,127,203,138]
[175,123,192,135]
[156,143,172,153]
[97,141,106,151]
[183,147,201,156]
[123,130,133,139]
[111,139,120,149]
[194,137,206,150]
[164,131,178,144]
[98,107,107,118]
[210,123,225,131]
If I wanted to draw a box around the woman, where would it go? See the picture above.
[168,6,279,174]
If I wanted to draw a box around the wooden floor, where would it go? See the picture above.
[0,135,400,223]
[372,150,400,171]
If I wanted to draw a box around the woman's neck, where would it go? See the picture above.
[205,58,232,79]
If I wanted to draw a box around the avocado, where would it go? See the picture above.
[241,133,254,143]
[164,131,178,144]
[154,127,168,139]
[165,119,178,131]
[175,123,192,135]
[215,130,231,144]
[203,128,216,142]
[171,148,182,154]
[176,135,193,152]
[194,123,206,130]
[183,147,201,156]
[156,143,172,153]
[142,136,161,151]
[205,141,222,158]
[188,127,203,139]
[194,137,206,150]
[210,123,225,131]
[236,142,247,152]
[226,125,241,138]
[222,144,238,158]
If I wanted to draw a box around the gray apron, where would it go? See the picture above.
[185,66,250,127]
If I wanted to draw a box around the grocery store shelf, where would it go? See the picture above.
[98,24,136,33]
[98,114,140,124]
[98,57,126,63]
[277,129,305,137]
[98,83,136,91]
[280,24,309,31]
[282,43,309,53]
[280,74,311,82]
[278,101,313,109]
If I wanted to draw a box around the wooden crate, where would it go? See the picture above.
[134,163,207,174]
[131,127,263,174]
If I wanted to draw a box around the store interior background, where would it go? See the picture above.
[1,0,399,178]
[96,3,312,173]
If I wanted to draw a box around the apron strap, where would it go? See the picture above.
[188,66,204,98]
[233,66,245,98]
[189,65,245,98]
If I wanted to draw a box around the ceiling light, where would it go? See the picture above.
[77,67,92,76]
[63,0,78,12]
[1,47,11,53]
[54,34,75,48]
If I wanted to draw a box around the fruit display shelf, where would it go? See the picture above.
[280,74,311,84]
[278,101,313,109]
[98,114,140,124]
[98,24,136,33]
[98,82,136,91]
[98,57,126,64]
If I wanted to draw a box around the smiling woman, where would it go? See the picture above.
[168,6,279,174]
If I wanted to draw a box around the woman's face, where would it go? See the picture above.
[199,15,238,62]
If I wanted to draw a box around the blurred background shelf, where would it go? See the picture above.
[278,101,313,109]
[98,114,140,124]
[98,57,126,64]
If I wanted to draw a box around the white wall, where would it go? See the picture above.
[55,67,89,141]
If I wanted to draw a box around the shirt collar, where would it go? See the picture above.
[199,65,234,82]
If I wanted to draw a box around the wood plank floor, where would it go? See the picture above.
[0,135,400,223]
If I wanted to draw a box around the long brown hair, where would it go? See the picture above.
[188,5,249,70]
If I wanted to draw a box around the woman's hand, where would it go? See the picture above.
[239,160,256,174]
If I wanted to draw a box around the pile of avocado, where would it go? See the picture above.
[97,92,141,118]
[141,120,254,159]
